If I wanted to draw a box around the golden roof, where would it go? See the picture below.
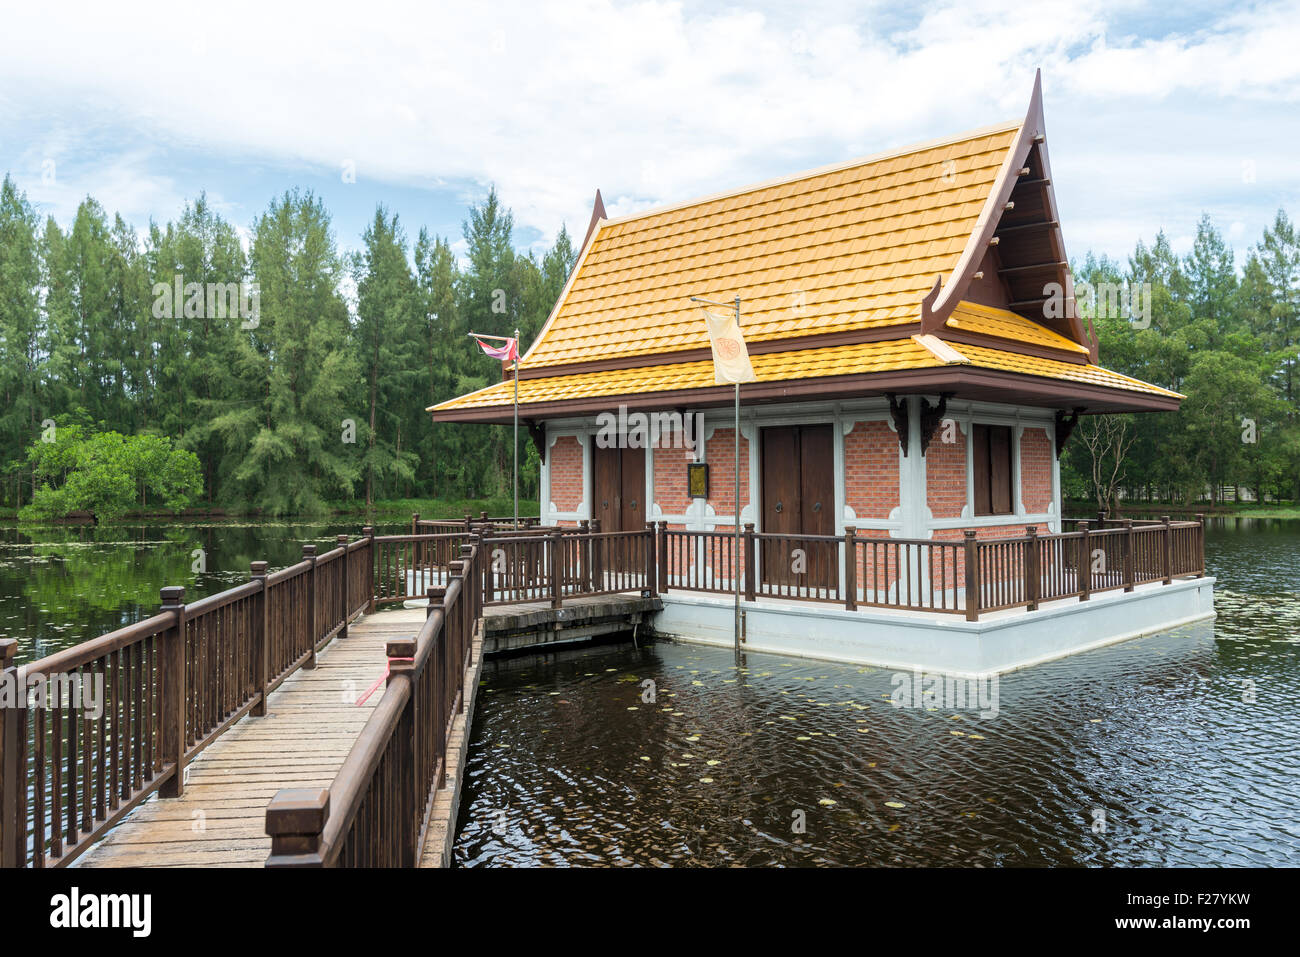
[945,301,1090,355]
[522,123,1023,369]
[432,338,1181,413]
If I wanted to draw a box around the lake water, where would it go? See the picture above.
[452,517,1300,867]
[2,516,1297,866]
[0,518,409,665]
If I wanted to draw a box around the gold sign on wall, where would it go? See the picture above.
[687,462,709,499]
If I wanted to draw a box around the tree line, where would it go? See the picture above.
[0,174,576,514]
[1,167,1296,518]
[1062,211,1300,509]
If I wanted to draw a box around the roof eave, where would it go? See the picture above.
[430,365,1182,423]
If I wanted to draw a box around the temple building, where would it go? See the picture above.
[430,73,1212,673]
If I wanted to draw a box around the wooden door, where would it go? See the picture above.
[798,424,836,587]
[592,444,645,573]
[762,427,800,584]
[761,424,835,588]
[593,444,621,530]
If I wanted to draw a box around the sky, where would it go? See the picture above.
[1,0,1298,267]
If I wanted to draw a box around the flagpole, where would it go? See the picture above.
[690,294,750,655]
[513,326,520,531]
[467,331,521,530]
[733,296,741,655]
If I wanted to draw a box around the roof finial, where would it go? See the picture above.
[579,188,607,256]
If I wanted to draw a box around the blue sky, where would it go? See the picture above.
[2,0,1297,267]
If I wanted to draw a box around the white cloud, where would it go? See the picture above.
[1,0,1297,261]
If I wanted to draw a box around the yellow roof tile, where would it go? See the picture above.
[430,338,1181,413]
[946,301,1090,355]
[522,122,1021,370]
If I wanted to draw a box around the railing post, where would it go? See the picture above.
[159,586,187,799]
[412,511,420,536]
[337,535,351,638]
[1122,519,1135,591]
[386,636,419,867]
[251,562,270,717]
[549,529,563,609]
[363,527,376,613]
[426,586,445,620]
[303,545,318,669]
[1077,520,1091,601]
[0,638,19,868]
[657,521,670,594]
[843,526,857,611]
[479,525,495,604]
[580,520,592,593]
[1195,513,1206,577]
[591,519,603,593]
[1024,525,1039,612]
[265,788,329,867]
[1097,509,1108,529]
[1170,514,1180,582]
[744,523,756,602]
[963,530,979,622]
[644,523,657,597]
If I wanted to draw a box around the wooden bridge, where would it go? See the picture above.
[0,514,1205,868]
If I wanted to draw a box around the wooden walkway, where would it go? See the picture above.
[76,611,421,868]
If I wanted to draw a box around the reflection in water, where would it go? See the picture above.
[0,519,407,664]
[454,517,1300,867]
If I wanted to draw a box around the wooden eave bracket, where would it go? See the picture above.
[918,393,954,457]
[886,393,910,456]
[1054,406,1084,458]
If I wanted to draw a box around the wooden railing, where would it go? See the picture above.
[412,511,542,535]
[265,541,485,867]
[3,514,1206,869]
[653,517,1205,621]
[0,530,376,868]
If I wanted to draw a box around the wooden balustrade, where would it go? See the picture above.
[371,533,473,607]
[266,543,484,867]
[652,517,1205,621]
[0,531,374,868]
[3,514,1207,870]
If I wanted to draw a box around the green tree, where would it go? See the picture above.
[216,190,359,514]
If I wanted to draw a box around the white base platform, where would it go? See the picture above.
[651,577,1216,676]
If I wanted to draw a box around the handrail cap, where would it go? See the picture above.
[266,788,330,834]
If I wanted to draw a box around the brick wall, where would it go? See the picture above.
[704,427,751,521]
[926,424,968,518]
[1020,426,1054,513]
[652,426,693,516]
[548,435,584,512]
[844,420,899,520]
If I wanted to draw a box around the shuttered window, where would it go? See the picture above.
[972,424,1014,516]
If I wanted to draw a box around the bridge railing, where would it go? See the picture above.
[0,529,375,869]
[265,541,485,867]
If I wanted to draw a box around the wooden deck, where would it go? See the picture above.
[76,610,423,868]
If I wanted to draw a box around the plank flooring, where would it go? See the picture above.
[75,609,426,868]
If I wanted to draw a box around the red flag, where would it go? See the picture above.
[474,337,518,362]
